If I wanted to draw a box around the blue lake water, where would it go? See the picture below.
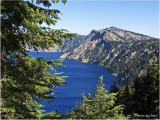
[29,52,116,115]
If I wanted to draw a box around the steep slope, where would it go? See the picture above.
[91,26,152,42]
[60,27,159,85]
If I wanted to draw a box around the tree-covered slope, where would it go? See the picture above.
[61,27,159,85]
[67,60,159,119]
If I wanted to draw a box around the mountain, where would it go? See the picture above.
[62,35,86,52]
[25,35,86,52]
[91,26,152,42]
[25,45,60,52]
[60,27,159,85]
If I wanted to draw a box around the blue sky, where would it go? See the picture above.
[47,0,159,38]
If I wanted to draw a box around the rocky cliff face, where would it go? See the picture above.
[60,27,159,85]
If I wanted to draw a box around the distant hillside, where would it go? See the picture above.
[25,35,86,52]
[62,35,86,52]
[60,27,159,85]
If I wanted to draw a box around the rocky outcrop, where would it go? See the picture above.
[91,26,152,42]
[60,27,159,85]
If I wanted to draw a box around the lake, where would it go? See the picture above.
[29,52,116,115]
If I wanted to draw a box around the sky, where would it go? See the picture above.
[44,0,159,38]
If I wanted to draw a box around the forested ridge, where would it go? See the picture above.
[61,28,159,86]
[67,60,159,119]
[1,0,159,119]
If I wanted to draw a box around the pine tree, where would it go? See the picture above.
[68,76,126,119]
[110,82,119,93]
[115,58,159,119]
[121,84,134,117]
[91,76,125,119]
[1,0,76,119]
[142,58,159,115]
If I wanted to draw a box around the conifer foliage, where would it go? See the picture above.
[1,0,75,119]
[112,59,159,119]
[67,76,126,119]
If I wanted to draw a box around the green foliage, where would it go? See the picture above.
[66,37,159,85]
[1,0,76,119]
[67,76,126,119]
[40,111,64,119]
[110,82,119,93]
[113,59,159,119]
[103,40,158,85]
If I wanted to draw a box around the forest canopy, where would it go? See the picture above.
[1,0,76,119]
